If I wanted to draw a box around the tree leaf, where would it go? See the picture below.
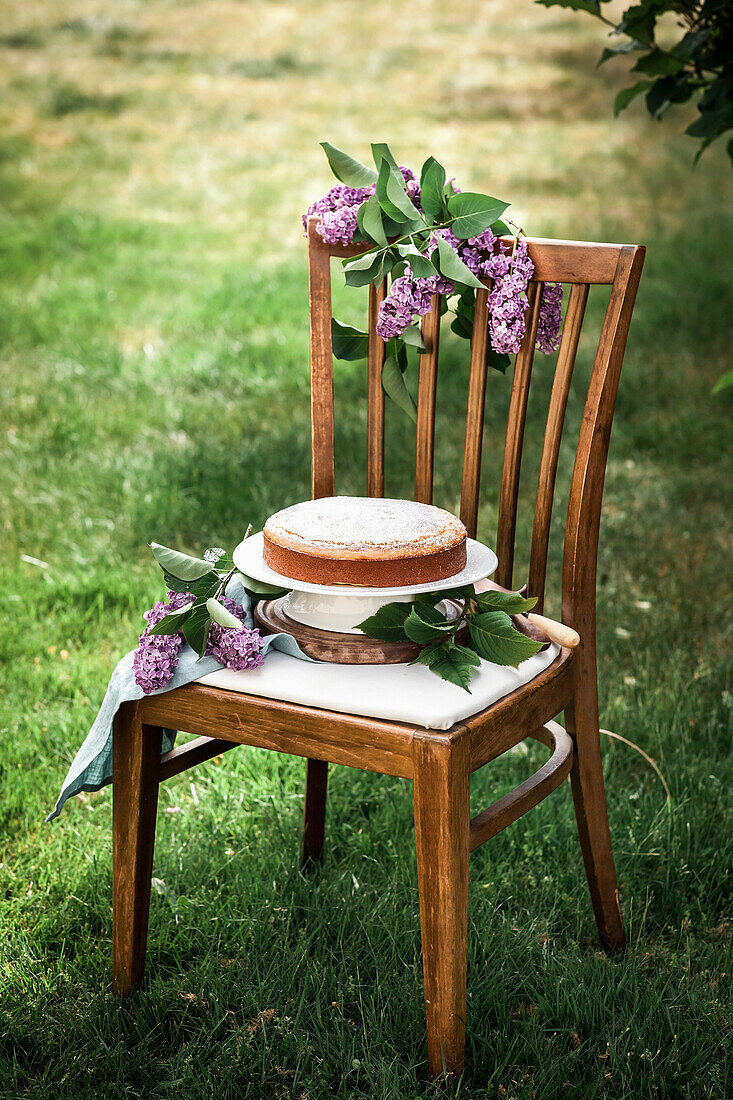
[356,601,412,642]
[182,604,213,658]
[536,0,601,13]
[420,156,447,222]
[447,192,510,239]
[233,571,290,598]
[473,590,537,615]
[147,601,195,636]
[403,603,455,643]
[375,159,422,224]
[632,48,683,77]
[488,350,511,374]
[206,597,244,630]
[357,193,387,246]
[712,369,733,395]
[342,250,388,287]
[150,542,216,582]
[614,80,651,116]
[381,355,417,422]
[320,141,377,187]
[331,318,369,360]
[401,323,427,351]
[435,236,484,289]
[413,640,478,692]
[468,611,543,667]
[163,571,219,598]
[396,241,437,279]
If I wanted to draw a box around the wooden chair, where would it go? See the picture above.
[112,218,645,1077]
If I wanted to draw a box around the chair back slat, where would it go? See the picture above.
[305,218,645,642]
[366,280,387,497]
[308,219,336,499]
[459,287,491,539]
[494,281,542,588]
[528,282,589,610]
[562,246,644,635]
[414,294,442,504]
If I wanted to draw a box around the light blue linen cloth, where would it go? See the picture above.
[47,579,312,821]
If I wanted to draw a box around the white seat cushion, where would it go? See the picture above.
[197,644,560,731]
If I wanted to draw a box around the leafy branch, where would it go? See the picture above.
[320,141,514,421]
[357,586,545,691]
[147,538,289,658]
[536,0,733,166]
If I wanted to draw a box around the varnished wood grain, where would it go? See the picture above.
[495,281,542,589]
[413,729,470,1077]
[414,295,441,504]
[307,217,335,498]
[468,720,573,851]
[528,283,589,610]
[459,286,490,539]
[112,704,162,996]
[159,735,237,782]
[140,682,416,779]
[301,758,328,867]
[367,280,387,497]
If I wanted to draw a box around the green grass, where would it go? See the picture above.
[0,2,732,1097]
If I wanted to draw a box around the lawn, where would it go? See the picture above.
[0,1,732,1097]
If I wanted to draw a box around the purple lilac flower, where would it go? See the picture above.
[535,283,564,354]
[205,596,265,671]
[375,263,436,340]
[485,241,535,355]
[133,589,193,693]
[302,183,375,244]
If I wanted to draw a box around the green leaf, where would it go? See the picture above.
[712,369,733,395]
[536,0,601,13]
[419,156,447,222]
[206,597,244,630]
[234,571,290,598]
[490,219,512,237]
[435,236,484,289]
[342,249,388,287]
[150,542,215,582]
[488,350,511,374]
[599,39,646,64]
[182,604,213,658]
[401,323,427,351]
[163,571,219,598]
[632,48,683,77]
[147,601,195,636]
[473,589,538,615]
[381,355,417,422]
[413,640,479,692]
[375,159,422,224]
[356,601,412,643]
[370,142,398,171]
[447,192,510,239]
[468,612,543,667]
[614,80,651,116]
[320,141,377,187]
[331,318,369,360]
[395,241,437,279]
[403,603,455,644]
[357,193,388,246]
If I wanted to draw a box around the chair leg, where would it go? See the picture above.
[112,702,162,995]
[567,685,626,952]
[413,731,470,1078]
[300,758,328,868]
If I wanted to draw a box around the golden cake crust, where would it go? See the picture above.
[262,496,467,587]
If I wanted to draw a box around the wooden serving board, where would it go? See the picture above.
[254,597,466,665]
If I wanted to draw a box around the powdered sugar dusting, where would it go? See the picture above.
[264,496,466,560]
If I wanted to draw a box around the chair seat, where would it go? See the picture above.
[197,644,560,731]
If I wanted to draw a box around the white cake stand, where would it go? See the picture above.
[233,532,498,635]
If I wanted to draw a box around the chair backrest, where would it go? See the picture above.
[306,216,645,643]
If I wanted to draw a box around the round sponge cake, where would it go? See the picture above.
[262,496,467,587]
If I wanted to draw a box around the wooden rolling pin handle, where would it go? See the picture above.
[525,613,580,649]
